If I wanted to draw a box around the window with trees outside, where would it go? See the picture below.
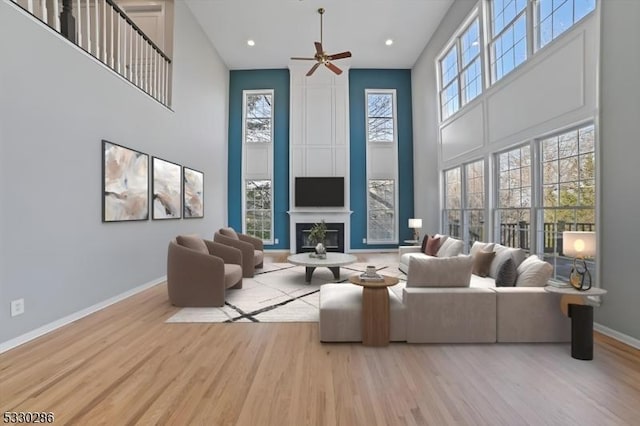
[489,0,528,83]
[366,90,398,243]
[242,90,274,243]
[495,145,532,250]
[439,17,482,121]
[536,0,596,49]
[539,124,595,282]
[245,180,272,241]
[443,167,462,238]
[465,160,485,248]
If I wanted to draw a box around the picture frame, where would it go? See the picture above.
[152,157,182,220]
[183,167,204,218]
[102,140,149,222]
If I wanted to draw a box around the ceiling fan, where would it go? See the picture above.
[290,8,352,77]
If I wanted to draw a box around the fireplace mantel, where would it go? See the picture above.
[288,210,353,253]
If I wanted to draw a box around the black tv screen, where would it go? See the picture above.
[295,177,344,207]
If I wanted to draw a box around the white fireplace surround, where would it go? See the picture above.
[288,209,353,253]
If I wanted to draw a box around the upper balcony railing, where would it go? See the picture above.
[11,0,172,107]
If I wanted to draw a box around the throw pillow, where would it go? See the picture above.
[489,245,526,278]
[424,236,441,256]
[495,257,517,286]
[472,250,496,277]
[437,237,464,257]
[407,255,473,287]
[220,227,239,240]
[420,235,429,253]
[515,256,553,287]
[470,241,496,257]
[176,235,208,254]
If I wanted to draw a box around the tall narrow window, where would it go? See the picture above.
[539,124,595,281]
[464,160,485,248]
[489,0,528,83]
[537,0,596,49]
[438,16,482,120]
[366,90,398,243]
[495,145,531,249]
[242,90,274,243]
[443,167,462,238]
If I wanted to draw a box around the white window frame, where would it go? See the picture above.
[442,166,463,239]
[493,143,533,251]
[535,123,596,283]
[365,89,399,244]
[463,159,487,249]
[437,11,483,122]
[487,0,530,84]
[534,0,597,50]
[241,89,274,244]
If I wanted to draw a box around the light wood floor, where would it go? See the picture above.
[1,253,639,425]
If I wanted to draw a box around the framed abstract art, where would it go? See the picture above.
[183,167,204,218]
[102,140,149,222]
[152,157,182,220]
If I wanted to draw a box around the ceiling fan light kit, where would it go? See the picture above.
[290,7,352,76]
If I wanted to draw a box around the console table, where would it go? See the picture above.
[545,286,607,360]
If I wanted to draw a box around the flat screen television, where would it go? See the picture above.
[295,177,344,207]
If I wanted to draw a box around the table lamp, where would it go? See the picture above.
[408,218,422,242]
[563,231,595,291]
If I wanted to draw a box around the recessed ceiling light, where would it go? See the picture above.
[247,39,255,47]
[385,39,394,46]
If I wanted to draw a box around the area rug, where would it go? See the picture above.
[165,261,405,323]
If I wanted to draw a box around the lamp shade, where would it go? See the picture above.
[563,231,596,257]
[408,218,422,229]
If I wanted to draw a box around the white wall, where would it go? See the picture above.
[412,0,476,236]
[597,0,640,342]
[0,0,228,343]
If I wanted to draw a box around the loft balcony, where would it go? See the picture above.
[10,0,172,107]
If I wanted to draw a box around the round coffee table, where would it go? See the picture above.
[287,252,357,283]
[349,275,400,347]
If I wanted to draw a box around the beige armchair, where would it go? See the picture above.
[214,227,264,278]
[167,235,243,307]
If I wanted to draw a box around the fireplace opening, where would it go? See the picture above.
[296,223,345,253]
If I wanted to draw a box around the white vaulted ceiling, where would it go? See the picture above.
[184,0,454,69]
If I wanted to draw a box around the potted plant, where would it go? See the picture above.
[308,220,328,257]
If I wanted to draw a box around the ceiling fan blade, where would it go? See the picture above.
[290,57,316,61]
[325,62,342,75]
[314,41,324,57]
[306,62,321,76]
[327,51,352,61]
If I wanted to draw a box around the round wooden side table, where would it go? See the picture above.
[349,275,400,347]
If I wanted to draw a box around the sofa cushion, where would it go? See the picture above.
[472,250,495,277]
[176,235,208,254]
[515,255,553,287]
[489,245,526,278]
[495,257,517,287]
[437,237,464,258]
[407,255,473,287]
[470,241,495,257]
[219,227,239,240]
[423,235,441,256]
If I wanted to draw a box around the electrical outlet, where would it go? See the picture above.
[11,299,24,317]
[275,238,279,244]
[362,238,367,244]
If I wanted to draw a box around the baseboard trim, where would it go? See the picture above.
[0,276,166,355]
[594,323,640,350]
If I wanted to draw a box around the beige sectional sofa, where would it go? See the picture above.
[319,238,571,343]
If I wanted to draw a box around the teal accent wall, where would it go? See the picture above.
[228,69,290,249]
[349,69,414,250]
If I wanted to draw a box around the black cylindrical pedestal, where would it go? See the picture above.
[569,304,594,360]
